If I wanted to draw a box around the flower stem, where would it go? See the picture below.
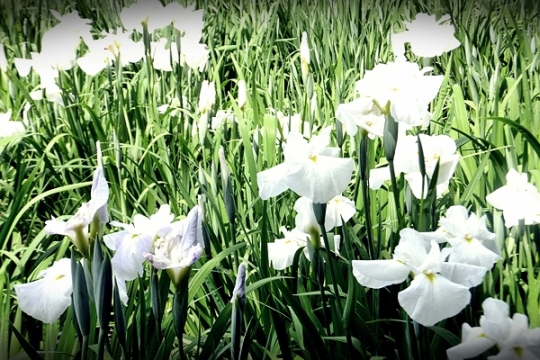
[97,328,107,360]
[173,277,189,360]
[359,134,375,259]
[81,335,89,360]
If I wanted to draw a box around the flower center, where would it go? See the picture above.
[423,270,436,282]
[513,346,523,358]
[464,234,473,243]
[308,154,318,163]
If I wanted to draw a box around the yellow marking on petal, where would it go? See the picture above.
[54,275,65,281]
[423,270,436,282]
[308,154,318,163]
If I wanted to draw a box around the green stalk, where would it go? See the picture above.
[81,335,89,360]
[383,113,403,250]
[313,203,343,318]
[359,133,375,259]
[173,277,190,360]
[341,224,356,358]
[97,328,107,360]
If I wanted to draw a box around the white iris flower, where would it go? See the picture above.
[257,126,354,204]
[352,228,488,327]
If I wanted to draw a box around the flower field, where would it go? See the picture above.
[0,0,539,359]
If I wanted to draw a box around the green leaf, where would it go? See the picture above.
[73,261,90,336]
[188,242,245,303]
[485,116,540,160]
[8,322,43,360]
[427,325,461,347]
[96,254,113,329]
[197,303,233,359]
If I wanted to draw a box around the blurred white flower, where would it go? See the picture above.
[104,204,174,281]
[165,2,205,42]
[42,10,93,56]
[486,168,540,227]
[352,228,488,327]
[335,97,385,138]
[144,206,203,287]
[369,134,459,199]
[14,49,76,97]
[179,37,209,72]
[0,109,25,138]
[211,109,237,129]
[325,194,356,229]
[294,195,355,231]
[151,38,178,72]
[0,44,8,73]
[45,143,109,258]
[238,80,247,109]
[392,13,461,59]
[257,126,354,203]
[44,83,66,106]
[354,60,442,126]
[421,205,500,269]
[268,226,341,270]
[157,95,188,117]
[268,226,310,270]
[269,107,312,141]
[14,258,72,324]
[120,0,168,33]
[446,298,540,360]
[198,80,216,114]
[77,29,144,76]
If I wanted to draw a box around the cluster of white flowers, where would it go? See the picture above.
[353,205,500,327]
[268,195,356,270]
[486,168,540,227]
[336,13,458,137]
[15,142,128,323]
[104,204,204,287]
[447,298,540,359]
[370,133,460,199]
[8,1,208,108]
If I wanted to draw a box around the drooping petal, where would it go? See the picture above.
[44,217,76,241]
[439,262,488,288]
[89,163,109,224]
[325,195,356,229]
[111,234,153,281]
[257,162,291,200]
[285,155,354,204]
[14,258,72,324]
[446,323,496,360]
[351,259,410,289]
[293,197,320,234]
[446,238,501,269]
[103,230,129,251]
[368,166,391,190]
[268,239,303,270]
[480,298,512,345]
[394,228,431,270]
[398,273,471,327]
